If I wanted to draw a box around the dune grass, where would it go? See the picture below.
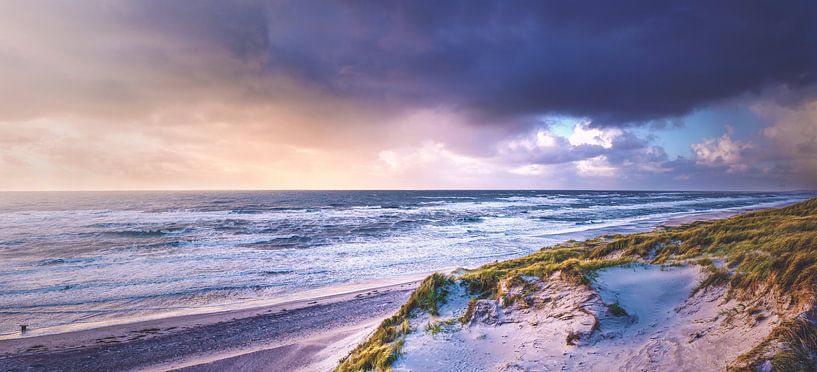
[335,273,452,372]
[730,308,817,371]
[338,197,817,371]
[769,314,817,370]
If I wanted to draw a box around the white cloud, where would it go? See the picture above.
[509,163,551,176]
[376,141,491,175]
[503,129,557,152]
[568,122,622,148]
[536,130,557,148]
[575,155,616,176]
[378,150,401,170]
[690,131,751,173]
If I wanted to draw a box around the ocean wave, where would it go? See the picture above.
[34,257,96,266]
[80,227,190,238]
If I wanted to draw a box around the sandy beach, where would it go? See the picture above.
[0,280,418,372]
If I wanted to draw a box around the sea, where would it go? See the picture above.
[0,190,813,337]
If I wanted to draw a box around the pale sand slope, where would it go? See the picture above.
[394,264,783,371]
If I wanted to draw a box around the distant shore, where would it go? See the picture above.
[660,199,799,227]
[0,200,804,371]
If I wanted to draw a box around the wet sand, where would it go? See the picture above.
[0,281,418,371]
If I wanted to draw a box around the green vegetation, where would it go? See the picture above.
[425,319,456,335]
[459,298,477,324]
[768,314,817,370]
[459,246,632,297]
[692,264,731,296]
[730,309,817,371]
[340,197,817,370]
[608,302,628,317]
[335,273,452,372]
[646,198,817,302]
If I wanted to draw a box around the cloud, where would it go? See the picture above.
[377,142,489,173]
[509,164,553,176]
[4,1,814,127]
[754,99,817,186]
[575,156,617,177]
[690,129,753,173]
[254,0,817,125]
[503,129,558,153]
[568,123,622,148]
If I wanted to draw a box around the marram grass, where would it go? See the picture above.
[335,273,452,372]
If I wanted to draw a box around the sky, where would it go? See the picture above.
[0,1,816,191]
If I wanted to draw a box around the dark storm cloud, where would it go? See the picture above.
[130,0,817,126]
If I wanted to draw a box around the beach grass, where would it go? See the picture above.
[335,273,452,372]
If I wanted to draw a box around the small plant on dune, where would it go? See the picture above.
[565,330,581,346]
[692,265,731,296]
[425,321,444,335]
[413,274,452,316]
[425,319,456,335]
[459,298,477,324]
[608,302,628,317]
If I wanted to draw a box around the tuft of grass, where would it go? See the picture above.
[608,302,628,317]
[425,319,456,335]
[769,315,817,370]
[459,298,477,324]
[411,273,452,316]
[692,265,731,296]
[425,321,443,335]
[565,330,581,346]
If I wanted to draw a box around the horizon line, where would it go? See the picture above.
[0,188,814,193]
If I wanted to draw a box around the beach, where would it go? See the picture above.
[0,281,417,371]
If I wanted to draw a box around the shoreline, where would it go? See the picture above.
[0,278,424,353]
[0,271,435,341]
[0,280,419,371]
[0,200,804,371]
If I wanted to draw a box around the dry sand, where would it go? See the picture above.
[393,264,783,371]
